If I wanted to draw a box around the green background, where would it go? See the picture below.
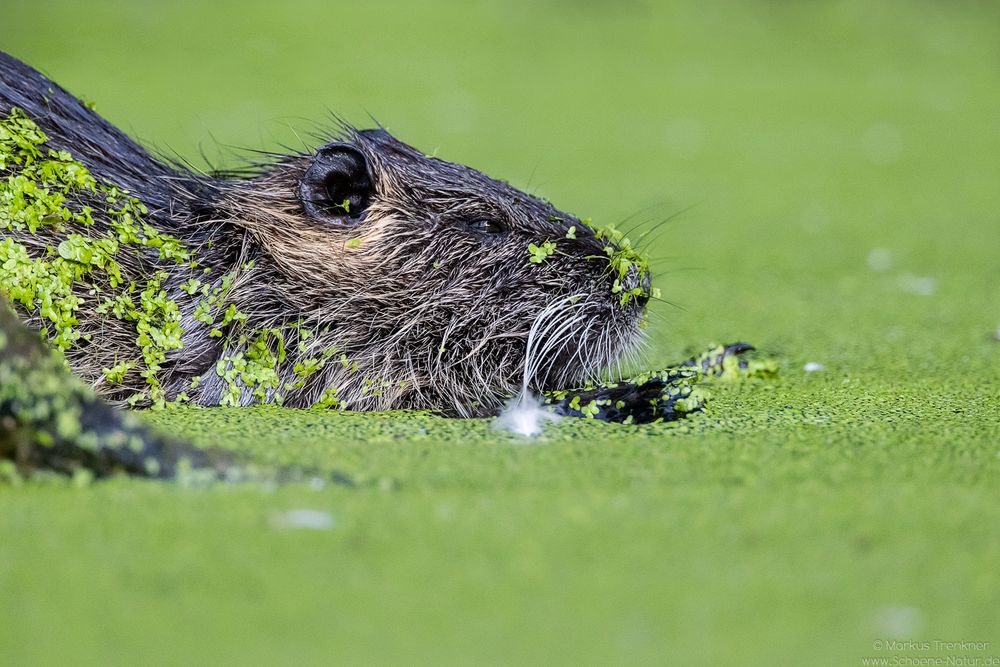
[2,1,999,664]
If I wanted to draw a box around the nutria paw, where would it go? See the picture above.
[543,343,769,424]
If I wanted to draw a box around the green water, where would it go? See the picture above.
[2,1,999,664]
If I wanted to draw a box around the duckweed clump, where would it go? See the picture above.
[527,240,557,263]
[0,108,193,374]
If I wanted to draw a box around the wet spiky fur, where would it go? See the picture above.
[0,52,649,417]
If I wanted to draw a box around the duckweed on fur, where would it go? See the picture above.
[0,109,346,409]
[582,218,653,306]
[1,108,197,400]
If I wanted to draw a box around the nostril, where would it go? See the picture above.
[637,269,653,307]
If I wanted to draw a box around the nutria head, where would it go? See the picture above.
[201,126,653,414]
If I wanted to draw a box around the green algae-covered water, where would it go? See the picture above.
[2,1,999,664]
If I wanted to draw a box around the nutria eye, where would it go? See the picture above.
[467,219,504,235]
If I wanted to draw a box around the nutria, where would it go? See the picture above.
[1,51,654,414]
[0,52,760,477]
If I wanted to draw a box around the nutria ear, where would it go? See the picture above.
[298,144,372,226]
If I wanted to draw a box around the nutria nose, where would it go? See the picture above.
[621,265,651,309]
[640,272,652,304]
